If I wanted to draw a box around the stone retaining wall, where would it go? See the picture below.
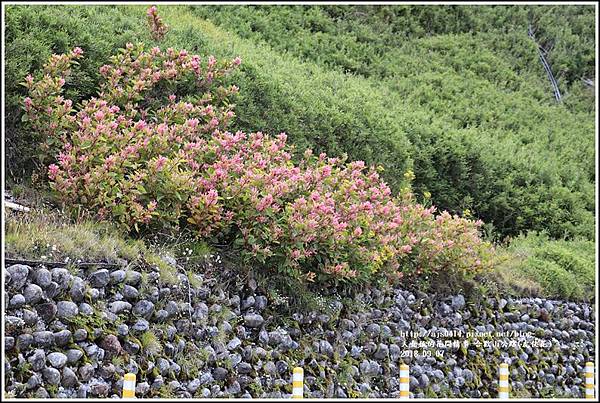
[4,257,596,398]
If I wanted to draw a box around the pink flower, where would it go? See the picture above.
[233,56,242,66]
[205,189,218,205]
[72,47,83,57]
[353,227,363,237]
[155,155,167,171]
[94,111,105,121]
[256,194,274,211]
[48,164,60,180]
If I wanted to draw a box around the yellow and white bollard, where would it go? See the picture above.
[585,362,595,399]
[292,367,304,399]
[498,363,509,399]
[399,363,409,399]
[123,373,136,398]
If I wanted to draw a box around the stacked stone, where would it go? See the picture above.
[4,260,596,398]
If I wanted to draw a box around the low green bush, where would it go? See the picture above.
[491,232,595,301]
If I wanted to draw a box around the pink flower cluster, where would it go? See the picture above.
[21,48,84,166]
[24,43,493,287]
[146,5,169,41]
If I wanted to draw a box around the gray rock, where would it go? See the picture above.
[254,296,268,311]
[165,300,179,316]
[89,269,110,288]
[5,336,15,351]
[123,340,141,355]
[17,333,34,350]
[133,300,155,318]
[241,296,255,310]
[237,362,252,374]
[229,353,242,367]
[26,374,42,390]
[432,369,445,380]
[47,352,68,368]
[419,374,430,388]
[110,270,126,284]
[117,324,129,337]
[33,331,54,347]
[9,293,26,308]
[7,264,30,290]
[73,328,88,341]
[87,287,101,300]
[151,375,165,391]
[84,343,104,362]
[109,301,132,314]
[451,295,466,310]
[51,268,71,286]
[70,277,86,302]
[373,343,389,359]
[213,367,228,381]
[61,367,78,388]
[360,360,380,376]
[132,319,150,332]
[78,364,95,382]
[77,301,93,315]
[350,345,363,358]
[199,372,214,385]
[90,380,110,397]
[122,285,139,300]
[36,302,57,322]
[35,387,50,398]
[226,380,241,395]
[154,309,169,322]
[57,301,79,319]
[157,357,170,376]
[244,313,265,328]
[28,349,47,371]
[53,329,72,346]
[66,349,84,364]
[227,337,242,350]
[365,323,380,336]
[319,340,334,357]
[463,368,474,383]
[24,284,44,304]
[22,309,39,325]
[42,367,61,385]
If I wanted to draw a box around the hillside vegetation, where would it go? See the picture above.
[6,4,595,241]
[3,4,596,300]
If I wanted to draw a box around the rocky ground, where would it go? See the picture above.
[4,254,596,398]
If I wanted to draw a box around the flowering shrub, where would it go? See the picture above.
[24,43,493,288]
[22,47,83,167]
[146,6,169,41]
